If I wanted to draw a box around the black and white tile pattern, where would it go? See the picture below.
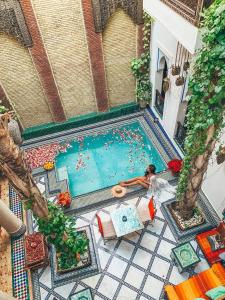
[29,188,210,300]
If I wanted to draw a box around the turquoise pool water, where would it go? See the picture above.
[55,121,166,197]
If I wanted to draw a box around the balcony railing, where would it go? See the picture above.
[154,90,165,117]
[160,0,213,26]
[174,121,187,150]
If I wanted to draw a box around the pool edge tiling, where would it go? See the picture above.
[23,110,181,210]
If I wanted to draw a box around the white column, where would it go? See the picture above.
[0,199,26,237]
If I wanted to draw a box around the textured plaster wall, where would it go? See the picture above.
[150,21,184,140]
[103,9,136,107]
[0,34,53,127]
[31,0,97,118]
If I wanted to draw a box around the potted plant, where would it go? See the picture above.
[57,191,72,208]
[131,53,152,109]
[37,203,89,273]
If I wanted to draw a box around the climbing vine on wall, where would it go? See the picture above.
[176,0,225,201]
[131,12,152,104]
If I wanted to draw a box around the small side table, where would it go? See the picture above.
[110,205,144,237]
[171,241,200,273]
[70,288,93,300]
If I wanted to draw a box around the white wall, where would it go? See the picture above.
[150,21,185,140]
[144,0,199,54]
[145,0,225,219]
[202,131,225,218]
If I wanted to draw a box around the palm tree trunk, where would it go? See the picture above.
[0,114,48,218]
[179,125,216,220]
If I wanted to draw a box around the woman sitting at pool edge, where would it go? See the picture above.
[119,164,156,189]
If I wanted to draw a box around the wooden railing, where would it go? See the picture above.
[160,0,213,26]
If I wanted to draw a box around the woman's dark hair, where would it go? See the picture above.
[144,164,156,176]
[149,164,156,174]
[144,170,149,176]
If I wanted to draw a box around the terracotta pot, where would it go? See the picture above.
[175,76,185,86]
[171,65,180,76]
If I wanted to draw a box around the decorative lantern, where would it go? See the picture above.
[175,76,185,86]
[171,65,181,76]
[216,146,225,165]
[183,61,190,71]
[162,77,170,93]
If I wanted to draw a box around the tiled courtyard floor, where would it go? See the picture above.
[33,180,209,300]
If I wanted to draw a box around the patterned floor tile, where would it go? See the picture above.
[97,275,119,299]
[140,232,158,252]
[155,208,165,220]
[116,240,135,260]
[99,239,117,252]
[54,282,75,298]
[143,276,164,300]
[147,219,165,235]
[163,226,176,243]
[132,248,152,269]
[150,257,170,279]
[124,265,145,289]
[139,296,149,300]
[157,240,175,260]
[94,296,104,300]
[117,285,138,300]
[40,287,49,299]
[98,248,111,270]
[82,274,102,289]
[124,231,140,243]
[39,267,52,288]
[169,266,189,285]
[107,256,128,279]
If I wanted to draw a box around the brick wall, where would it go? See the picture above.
[0,1,139,128]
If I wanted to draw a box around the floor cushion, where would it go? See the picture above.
[206,286,225,300]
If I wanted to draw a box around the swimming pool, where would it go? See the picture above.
[55,121,166,197]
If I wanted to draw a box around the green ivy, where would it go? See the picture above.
[176,0,225,200]
[131,12,152,104]
[36,202,88,270]
[0,105,8,114]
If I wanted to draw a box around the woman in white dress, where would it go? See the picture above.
[119,164,176,204]
[147,172,177,205]
[119,165,157,189]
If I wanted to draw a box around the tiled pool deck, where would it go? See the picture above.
[27,184,210,300]
[10,109,219,299]
[22,109,180,212]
